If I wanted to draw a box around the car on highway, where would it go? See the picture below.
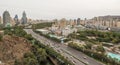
[86,61,89,65]
[83,56,87,59]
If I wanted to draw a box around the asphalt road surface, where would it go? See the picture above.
[24,29,105,65]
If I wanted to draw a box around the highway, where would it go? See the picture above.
[24,29,105,65]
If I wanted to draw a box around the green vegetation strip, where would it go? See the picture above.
[68,42,120,65]
[32,22,53,29]
[68,30,120,44]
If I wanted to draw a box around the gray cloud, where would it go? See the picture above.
[0,0,120,19]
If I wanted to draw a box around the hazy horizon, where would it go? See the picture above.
[0,0,120,20]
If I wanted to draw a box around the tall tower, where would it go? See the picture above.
[3,10,11,27]
[74,19,77,25]
[21,11,27,24]
[14,14,19,25]
[77,18,80,25]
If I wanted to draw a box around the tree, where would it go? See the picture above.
[24,52,36,59]
[14,59,22,65]
[0,34,3,41]
[85,42,93,49]
[24,34,33,40]
[23,52,38,65]
[32,22,53,29]
[36,48,47,62]
[4,28,12,35]
[96,45,105,52]
[23,57,38,65]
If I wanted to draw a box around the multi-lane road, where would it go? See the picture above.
[24,29,105,65]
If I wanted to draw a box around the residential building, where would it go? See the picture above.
[77,18,81,25]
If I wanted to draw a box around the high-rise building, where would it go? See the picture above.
[59,18,67,29]
[84,18,87,25]
[74,19,77,25]
[21,11,27,24]
[3,10,11,27]
[77,18,81,25]
[14,14,19,25]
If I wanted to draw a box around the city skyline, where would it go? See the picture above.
[0,0,120,19]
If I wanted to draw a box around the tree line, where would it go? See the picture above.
[4,26,74,65]
[68,42,120,65]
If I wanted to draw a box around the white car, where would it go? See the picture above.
[86,61,89,64]
[83,57,87,59]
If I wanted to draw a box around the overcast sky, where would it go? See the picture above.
[0,0,120,19]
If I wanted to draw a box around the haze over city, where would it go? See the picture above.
[0,0,120,19]
[1,0,120,65]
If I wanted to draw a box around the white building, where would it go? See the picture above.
[62,26,77,37]
[36,29,50,35]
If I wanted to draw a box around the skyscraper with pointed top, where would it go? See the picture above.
[21,11,27,24]
[3,10,11,27]
[14,14,19,25]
